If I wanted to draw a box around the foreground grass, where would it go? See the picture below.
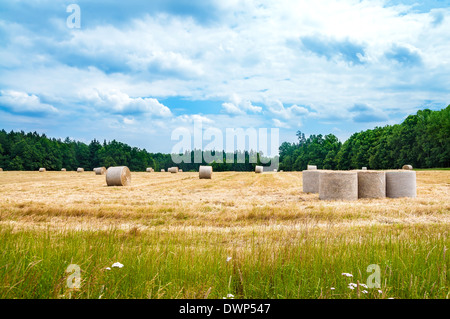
[0,224,448,299]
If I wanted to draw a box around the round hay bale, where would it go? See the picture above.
[106,166,131,186]
[307,165,317,170]
[255,166,263,173]
[402,165,413,170]
[280,170,284,172]
[385,170,416,198]
[319,171,358,201]
[146,168,153,172]
[361,167,367,170]
[77,168,84,173]
[356,170,386,199]
[199,165,213,179]
[168,167,179,173]
[179,169,183,172]
[39,168,46,172]
[273,169,277,172]
[161,169,165,172]
[94,167,106,175]
[0,168,3,171]
[61,168,66,171]
[302,170,321,193]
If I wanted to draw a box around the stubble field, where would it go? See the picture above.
[0,170,448,299]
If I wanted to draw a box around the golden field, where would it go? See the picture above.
[0,170,448,231]
[0,170,448,299]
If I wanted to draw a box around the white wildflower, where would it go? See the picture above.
[341,273,353,277]
[105,267,111,271]
[330,287,335,290]
[226,257,232,262]
[362,290,368,294]
[359,283,368,289]
[348,283,357,288]
[348,286,355,290]
[111,262,124,268]
[227,294,234,298]
[378,290,382,294]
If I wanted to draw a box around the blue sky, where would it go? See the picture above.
[0,0,449,153]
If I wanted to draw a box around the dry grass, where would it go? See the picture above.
[0,171,448,231]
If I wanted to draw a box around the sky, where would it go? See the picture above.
[0,0,449,153]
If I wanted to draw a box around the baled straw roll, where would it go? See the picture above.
[106,166,131,186]
[199,166,213,179]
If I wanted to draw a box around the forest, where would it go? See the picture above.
[0,105,448,171]
[279,105,449,170]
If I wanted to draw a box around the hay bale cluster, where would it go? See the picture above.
[106,166,131,186]
[302,164,416,200]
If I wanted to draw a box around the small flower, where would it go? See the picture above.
[388,297,394,299]
[341,273,353,277]
[105,267,111,271]
[359,283,368,289]
[378,290,382,294]
[227,294,234,298]
[111,262,124,268]
[330,287,335,290]
[348,286,355,290]
[362,290,368,294]
[226,257,232,262]
[348,283,357,288]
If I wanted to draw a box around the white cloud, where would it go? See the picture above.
[0,90,58,115]
[221,94,262,115]
[85,89,172,117]
[267,100,310,120]
[273,118,291,129]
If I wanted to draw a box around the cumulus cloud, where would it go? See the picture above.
[86,89,172,117]
[267,100,309,120]
[221,94,262,115]
[0,90,58,115]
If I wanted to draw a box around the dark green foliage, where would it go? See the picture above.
[0,106,448,171]
[0,132,274,172]
[279,105,449,170]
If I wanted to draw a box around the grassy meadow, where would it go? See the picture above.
[0,170,448,299]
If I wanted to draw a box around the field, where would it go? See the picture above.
[0,170,449,299]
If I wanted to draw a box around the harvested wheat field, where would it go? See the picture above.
[0,170,449,299]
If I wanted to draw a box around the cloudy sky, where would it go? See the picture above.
[0,0,449,153]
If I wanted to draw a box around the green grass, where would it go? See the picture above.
[0,224,448,299]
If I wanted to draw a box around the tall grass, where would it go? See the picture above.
[0,224,448,299]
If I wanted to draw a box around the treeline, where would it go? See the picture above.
[0,131,269,172]
[279,105,450,171]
